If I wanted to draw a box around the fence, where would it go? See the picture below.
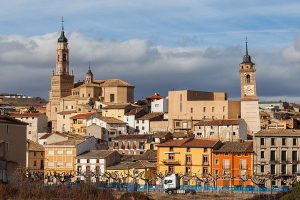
[94,182,289,193]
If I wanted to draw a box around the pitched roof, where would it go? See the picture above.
[99,79,134,87]
[138,112,164,120]
[0,115,28,125]
[70,112,97,119]
[125,107,144,116]
[255,129,300,136]
[121,150,157,162]
[27,140,44,152]
[214,141,253,153]
[98,117,126,124]
[158,138,220,148]
[77,150,117,159]
[146,93,164,101]
[106,160,155,170]
[172,132,192,138]
[57,110,77,115]
[48,139,85,146]
[39,132,89,140]
[153,131,171,138]
[9,112,45,117]
[194,119,240,126]
[114,134,152,140]
[103,104,131,109]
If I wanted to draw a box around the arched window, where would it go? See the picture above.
[246,74,251,83]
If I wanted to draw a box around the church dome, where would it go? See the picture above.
[58,31,68,43]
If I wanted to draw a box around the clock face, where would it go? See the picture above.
[244,85,254,96]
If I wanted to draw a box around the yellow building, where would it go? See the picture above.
[44,136,99,175]
[27,140,44,172]
[70,112,98,134]
[102,104,134,121]
[157,138,221,185]
[106,160,156,185]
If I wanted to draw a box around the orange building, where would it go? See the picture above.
[212,141,253,187]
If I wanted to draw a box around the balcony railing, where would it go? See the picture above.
[162,159,180,165]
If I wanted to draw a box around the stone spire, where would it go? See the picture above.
[242,37,253,64]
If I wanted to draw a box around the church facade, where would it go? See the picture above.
[46,23,134,132]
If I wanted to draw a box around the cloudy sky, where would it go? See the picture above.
[1,1,300,101]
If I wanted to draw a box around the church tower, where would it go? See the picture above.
[46,17,74,131]
[240,39,260,134]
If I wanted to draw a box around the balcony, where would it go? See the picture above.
[203,162,209,166]
[162,159,180,165]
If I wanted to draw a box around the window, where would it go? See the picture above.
[168,166,174,173]
[281,151,287,161]
[185,167,191,174]
[271,138,275,146]
[34,152,36,157]
[182,122,188,129]
[246,74,251,83]
[223,159,230,170]
[260,165,265,173]
[77,159,80,164]
[292,151,297,161]
[56,162,63,168]
[215,159,219,165]
[223,106,225,112]
[65,162,73,168]
[186,155,192,164]
[142,126,145,130]
[187,147,190,152]
[292,164,298,174]
[282,138,286,146]
[48,150,54,155]
[293,138,297,146]
[63,115,65,119]
[169,147,174,152]
[47,162,54,168]
[57,150,63,155]
[204,148,207,152]
[240,159,246,169]
[203,167,208,175]
[203,155,209,164]
[29,131,32,135]
[210,132,214,136]
[260,138,265,146]
[271,151,276,161]
[271,164,276,174]
[168,154,174,160]
[281,164,286,175]
[66,150,72,155]
[212,107,215,112]
[190,107,193,113]
[261,150,265,159]
[203,107,206,112]
[175,121,180,127]
[33,161,37,167]
[215,170,219,175]
[63,53,67,61]
[110,94,115,102]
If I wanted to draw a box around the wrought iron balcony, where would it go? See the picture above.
[162,159,180,165]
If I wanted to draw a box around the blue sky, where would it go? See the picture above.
[1,1,300,101]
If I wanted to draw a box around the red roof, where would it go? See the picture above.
[9,112,44,117]
[146,93,164,101]
[70,112,97,119]
[114,134,152,140]
[158,138,220,148]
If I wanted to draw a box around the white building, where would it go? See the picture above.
[151,97,168,113]
[193,119,248,141]
[76,150,121,181]
[259,101,286,111]
[87,117,127,141]
[135,112,164,134]
[123,107,146,134]
[9,112,48,142]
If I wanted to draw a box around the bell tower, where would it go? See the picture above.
[240,39,260,134]
[46,17,74,131]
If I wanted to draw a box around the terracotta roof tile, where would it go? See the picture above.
[77,150,118,159]
[9,112,45,117]
[70,112,97,119]
[99,79,134,87]
[98,117,127,124]
[103,104,131,109]
[158,138,220,148]
[256,129,300,136]
[214,141,253,153]
[27,139,44,152]
[138,112,164,120]
[114,134,152,140]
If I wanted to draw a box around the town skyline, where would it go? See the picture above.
[1,1,300,102]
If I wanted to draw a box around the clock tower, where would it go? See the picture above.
[240,39,260,134]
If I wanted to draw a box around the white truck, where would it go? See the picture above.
[163,173,196,195]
